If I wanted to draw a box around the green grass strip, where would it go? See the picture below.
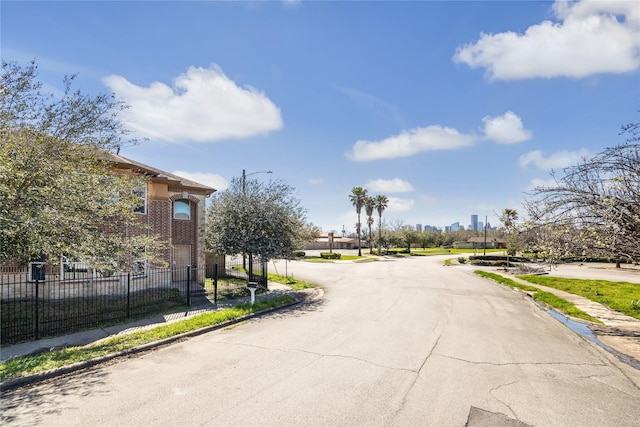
[0,295,295,382]
[517,275,640,320]
[474,270,601,324]
[267,273,317,290]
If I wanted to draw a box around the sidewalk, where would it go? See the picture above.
[0,282,294,363]
[484,268,640,365]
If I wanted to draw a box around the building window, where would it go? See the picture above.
[133,247,147,276]
[133,183,147,214]
[60,255,92,281]
[174,199,190,220]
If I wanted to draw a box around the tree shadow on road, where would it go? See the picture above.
[1,368,110,425]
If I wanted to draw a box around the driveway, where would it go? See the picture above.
[2,255,639,426]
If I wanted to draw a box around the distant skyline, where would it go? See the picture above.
[2,1,638,232]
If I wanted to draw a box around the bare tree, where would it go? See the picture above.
[499,208,518,268]
[524,121,640,266]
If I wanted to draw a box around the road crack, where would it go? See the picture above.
[216,341,416,373]
[432,353,608,368]
[387,332,443,424]
[489,380,521,419]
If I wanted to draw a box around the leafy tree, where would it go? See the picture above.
[205,176,309,262]
[418,230,439,249]
[364,196,375,254]
[349,186,368,256]
[0,60,162,270]
[395,223,418,252]
[374,194,389,255]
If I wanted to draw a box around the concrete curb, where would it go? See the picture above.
[0,298,301,392]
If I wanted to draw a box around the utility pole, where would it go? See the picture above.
[483,215,487,256]
[241,168,273,272]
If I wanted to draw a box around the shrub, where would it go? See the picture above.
[457,257,467,264]
[292,251,306,258]
[387,249,408,255]
[320,252,342,260]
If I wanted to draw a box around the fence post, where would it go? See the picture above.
[187,265,191,306]
[214,263,218,304]
[127,272,131,318]
[262,259,268,290]
[34,277,40,340]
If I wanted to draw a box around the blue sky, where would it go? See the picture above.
[3,1,639,233]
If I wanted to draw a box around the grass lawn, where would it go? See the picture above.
[474,270,602,324]
[267,273,317,290]
[517,275,640,320]
[0,295,296,382]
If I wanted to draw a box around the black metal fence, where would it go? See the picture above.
[204,255,268,303]
[1,255,268,345]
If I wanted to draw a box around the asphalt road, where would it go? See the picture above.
[3,255,640,426]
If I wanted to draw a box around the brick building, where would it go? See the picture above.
[2,153,216,283]
[109,153,216,270]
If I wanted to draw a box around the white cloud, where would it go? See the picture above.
[309,178,323,185]
[345,125,476,161]
[103,65,282,142]
[518,149,591,170]
[527,177,559,191]
[366,178,414,193]
[481,111,532,144]
[172,171,229,191]
[453,0,640,80]
[388,197,414,212]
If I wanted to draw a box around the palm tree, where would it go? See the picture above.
[375,194,389,255]
[364,196,375,254]
[349,187,368,256]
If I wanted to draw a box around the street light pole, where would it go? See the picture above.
[241,169,273,278]
[242,168,272,195]
[483,215,487,256]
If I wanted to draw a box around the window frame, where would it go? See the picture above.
[173,199,191,220]
[133,182,147,215]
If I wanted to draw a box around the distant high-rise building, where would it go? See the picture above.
[416,224,422,232]
[471,214,478,231]
[478,221,484,231]
[450,222,461,232]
